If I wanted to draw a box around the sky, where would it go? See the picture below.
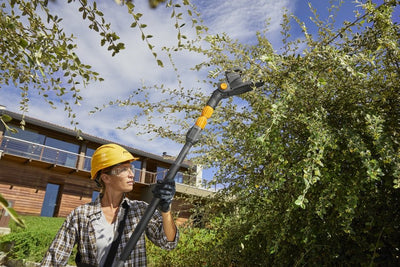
[1,0,398,183]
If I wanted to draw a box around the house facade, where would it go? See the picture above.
[0,109,212,226]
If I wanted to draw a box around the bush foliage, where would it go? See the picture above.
[0,216,75,264]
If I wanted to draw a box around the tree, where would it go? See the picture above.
[0,0,200,128]
[205,1,399,265]
[115,0,400,265]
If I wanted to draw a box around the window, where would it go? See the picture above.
[156,166,183,183]
[2,125,81,168]
[92,191,100,202]
[83,148,96,171]
[2,127,45,159]
[132,160,141,169]
[43,137,80,168]
[156,166,167,181]
[5,126,45,144]
[41,183,60,217]
[45,137,79,153]
[132,160,141,182]
[175,172,184,183]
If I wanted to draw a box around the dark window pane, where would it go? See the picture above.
[83,148,96,171]
[132,161,142,182]
[41,183,60,217]
[44,138,79,167]
[92,191,100,202]
[45,137,79,153]
[1,128,45,159]
[5,127,45,144]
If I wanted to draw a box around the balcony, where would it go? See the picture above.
[0,136,196,185]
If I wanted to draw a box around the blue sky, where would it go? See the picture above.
[1,0,398,183]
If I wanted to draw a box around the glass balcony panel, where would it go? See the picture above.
[1,136,78,168]
[1,136,197,186]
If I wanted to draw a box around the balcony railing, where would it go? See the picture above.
[0,136,197,185]
[1,136,82,169]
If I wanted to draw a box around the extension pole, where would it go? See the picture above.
[115,69,263,266]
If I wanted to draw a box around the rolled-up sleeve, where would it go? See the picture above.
[146,209,179,250]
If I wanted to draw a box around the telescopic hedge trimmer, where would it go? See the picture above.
[115,69,263,266]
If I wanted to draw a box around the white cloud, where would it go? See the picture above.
[196,0,294,44]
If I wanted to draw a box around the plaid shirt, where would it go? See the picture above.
[42,197,179,266]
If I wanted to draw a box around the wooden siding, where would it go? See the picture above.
[58,192,92,217]
[0,184,45,215]
[0,157,97,217]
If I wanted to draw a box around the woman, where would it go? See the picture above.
[42,143,178,266]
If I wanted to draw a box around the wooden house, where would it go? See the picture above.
[0,109,212,227]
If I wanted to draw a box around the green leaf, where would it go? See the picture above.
[19,39,29,48]
[1,114,12,123]
[0,193,25,228]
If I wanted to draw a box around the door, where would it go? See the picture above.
[41,183,60,217]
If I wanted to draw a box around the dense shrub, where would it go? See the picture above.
[0,216,76,265]
[147,225,223,267]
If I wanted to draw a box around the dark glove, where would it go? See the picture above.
[152,180,176,212]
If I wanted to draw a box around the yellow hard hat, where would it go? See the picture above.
[90,143,138,179]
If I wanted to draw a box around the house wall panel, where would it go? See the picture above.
[0,184,45,215]
[58,192,91,217]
